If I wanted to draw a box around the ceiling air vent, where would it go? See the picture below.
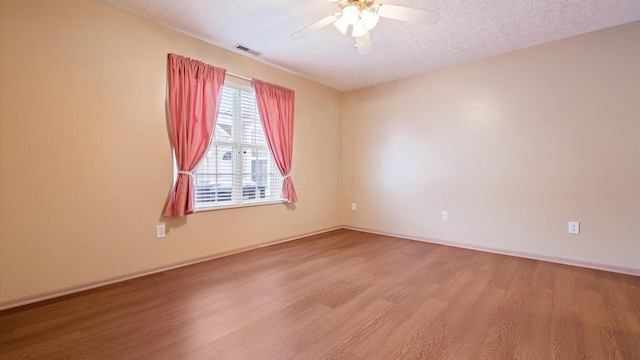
[234,44,261,56]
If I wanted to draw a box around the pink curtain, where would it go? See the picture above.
[163,54,226,217]
[253,79,298,203]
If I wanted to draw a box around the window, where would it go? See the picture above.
[193,82,283,209]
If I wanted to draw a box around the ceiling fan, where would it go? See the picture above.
[290,0,440,55]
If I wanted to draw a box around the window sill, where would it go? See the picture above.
[195,198,287,212]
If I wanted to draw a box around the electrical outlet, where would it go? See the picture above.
[568,221,579,234]
[156,224,166,238]
[442,211,448,220]
[351,203,357,211]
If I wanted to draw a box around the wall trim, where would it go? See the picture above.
[3,224,637,311]
[344,226,640,277]
[0,226,343,311]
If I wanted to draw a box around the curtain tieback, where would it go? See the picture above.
[178,170,194,177]
[283,173,291,179]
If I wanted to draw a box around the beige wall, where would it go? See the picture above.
[343,22,640,271]
[0,0,343,304]
[1,1,638,307]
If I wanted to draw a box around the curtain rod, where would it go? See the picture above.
[227,72,252,83]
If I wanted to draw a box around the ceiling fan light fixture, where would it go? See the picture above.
[361,8,379,30]
[342,5,360,25]
[352,20,367,37]
[333,15,349,34]
[291,0,441,55]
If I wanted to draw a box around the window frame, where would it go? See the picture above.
[192,79,285,212]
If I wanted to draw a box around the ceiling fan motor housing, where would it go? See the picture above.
[337,0,377,11]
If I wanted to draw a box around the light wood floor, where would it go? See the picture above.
[1,229,639,359]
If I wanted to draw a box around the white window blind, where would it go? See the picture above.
[193,83,283,209]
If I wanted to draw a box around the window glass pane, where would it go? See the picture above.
[213,87,236,143]
[241,148,282,201]
[194,146,236,204]
[241,91,267,146]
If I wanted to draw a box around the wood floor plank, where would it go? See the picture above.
[548,266,589,360]
[354,297,449,359]
[388,262,496,360]
[1,229,638,360]
[176,344,220,360]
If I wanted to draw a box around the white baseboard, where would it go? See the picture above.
[2,225,637,311]
[343,225,640,277]
[0,226,343,311]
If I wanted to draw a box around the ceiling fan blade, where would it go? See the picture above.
[355,31,372,55]
[377,4,440,25]
[290,14,340,39]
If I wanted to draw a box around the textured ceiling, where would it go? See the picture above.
[95,0,640,91]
